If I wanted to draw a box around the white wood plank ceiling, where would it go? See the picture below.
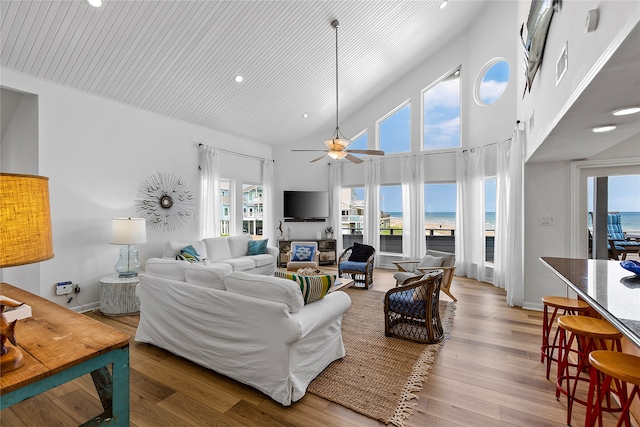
[1,0,487,146]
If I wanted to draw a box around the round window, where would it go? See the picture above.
[475,59,509,106]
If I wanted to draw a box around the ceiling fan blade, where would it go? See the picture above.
[292,149,329,152]
[310,154,328,163]
[345,149,385,155]
[345,153,364,164]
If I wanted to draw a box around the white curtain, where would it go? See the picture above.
[456,148,486,281]
[262,159,274,246]
[401,155,425,259]
[364,158,380,267]
[494,126,525,306]
[198,145,220,239]
[329,162,343,252]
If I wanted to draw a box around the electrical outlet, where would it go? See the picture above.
[540,216,557,226]
[74,283,80,294]
[56,281,73,295]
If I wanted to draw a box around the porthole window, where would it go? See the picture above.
[475,59,509,106]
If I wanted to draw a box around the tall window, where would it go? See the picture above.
[378,101,410,154]
[423,68,461,150]
[485,177,496,262]
[379,185,402,253]
[340,187,364,249]
[242,183,263,236]
[220,179,231,236]
[424,182,457,243]
[348,131,368,158]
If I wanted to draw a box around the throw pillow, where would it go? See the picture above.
[417,255,443,269]
[348,242,374,262]
[248,239,268,255]
[412,271,442,302]
[291,245,315,262]
[274,271,336,304]
[177,245,201,263]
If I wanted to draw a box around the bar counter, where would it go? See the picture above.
[540,257,640,349]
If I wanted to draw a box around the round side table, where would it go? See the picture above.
[99,275,140,316]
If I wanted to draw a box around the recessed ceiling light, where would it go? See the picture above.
[302,113,308,119]
[234,75,244,83]
[86,0,103,7]
[612,106,640,116]
[592,125,616,133]
[440,0,448,9]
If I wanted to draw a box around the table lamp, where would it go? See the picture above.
[0,173,54,374]
[109,218,146,278]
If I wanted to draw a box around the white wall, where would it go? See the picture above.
[520,1,640,310]
[273,1,517,255]
[0,69,272,310]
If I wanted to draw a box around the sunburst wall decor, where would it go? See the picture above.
[135,172,195,232]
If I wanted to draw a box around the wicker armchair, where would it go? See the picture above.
[392,249,456,301]
[338,243,375,290]
[384,271,444,344]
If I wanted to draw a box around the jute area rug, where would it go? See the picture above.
[307,288,456,427]
[95,289,455,427]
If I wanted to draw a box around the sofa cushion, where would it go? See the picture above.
[224,271,304,313]
[145,258,190,281]
[221,257,256,272]
[183,263,232,290]
[248,238,268,255]
[228,234,252,258]
[164,240,208,259]
[240,254,273,268]
[203,237,233,262]
[275,272,335,304]
[417,255,443,269]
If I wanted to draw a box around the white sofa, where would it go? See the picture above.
[159,234,278,275]
[135,267,351,406]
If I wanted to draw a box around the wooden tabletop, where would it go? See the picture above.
[539,257,640,349]
[0,283,130,394]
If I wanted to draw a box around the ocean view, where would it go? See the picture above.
[383,211,640,232]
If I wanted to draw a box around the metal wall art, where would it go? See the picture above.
[135,172,195,232]
[520,0,561,95]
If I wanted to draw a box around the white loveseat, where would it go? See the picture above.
[158,234,278,275]
[135,268,351,406]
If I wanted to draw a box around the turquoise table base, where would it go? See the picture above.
[1,346,130,426]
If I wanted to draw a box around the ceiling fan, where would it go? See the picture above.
[292,20,385,164]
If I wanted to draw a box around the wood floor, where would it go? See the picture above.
[1,268,629,426]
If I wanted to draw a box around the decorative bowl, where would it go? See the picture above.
[620,259,640,276]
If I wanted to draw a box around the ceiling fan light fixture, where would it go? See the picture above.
[86,0,103,7]
[328,151,348,160]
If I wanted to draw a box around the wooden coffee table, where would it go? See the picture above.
[1,283,130,425]
[328,278,354,293]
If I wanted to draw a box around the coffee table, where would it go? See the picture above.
[328,278,354,293]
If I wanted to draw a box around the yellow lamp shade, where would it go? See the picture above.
[0,173,54,268]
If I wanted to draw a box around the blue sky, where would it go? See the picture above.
[588,175,640,211]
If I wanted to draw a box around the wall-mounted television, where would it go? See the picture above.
[283,191,329,221]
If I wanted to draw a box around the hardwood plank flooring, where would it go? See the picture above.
[1,268,631,426]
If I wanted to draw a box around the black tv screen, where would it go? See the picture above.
[283,191,329,219]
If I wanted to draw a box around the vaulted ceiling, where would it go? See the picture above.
[0,0,487,146]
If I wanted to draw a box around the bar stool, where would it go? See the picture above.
[541,296,591,379]
[556,315,624,426]
[586,350,640,427]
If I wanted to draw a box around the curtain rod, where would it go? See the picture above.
[197,143,270,162]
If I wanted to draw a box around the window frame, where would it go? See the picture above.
[376,99,411,155]
[421,65,462,152]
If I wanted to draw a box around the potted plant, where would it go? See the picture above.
[324,226,333,239]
